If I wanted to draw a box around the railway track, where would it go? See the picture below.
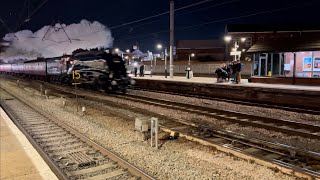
[6,77,320,140]
[115,93,320,140]
[4,74,319,115]
[132,87,320,115]
[158,117,320,179]
[18,83,320,179]
[0,88,155,180]
[2,77,320,179]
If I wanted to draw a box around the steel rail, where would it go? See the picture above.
[132,87,320,115]
[2,78,320,179]
[8,77,320,140]
[116,93,320,140]
[0,87,155,180]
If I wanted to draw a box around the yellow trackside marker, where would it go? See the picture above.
[72,70,81,80]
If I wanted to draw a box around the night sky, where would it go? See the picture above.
[1,0,320,52]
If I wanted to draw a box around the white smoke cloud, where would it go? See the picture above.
[1,19,113,62]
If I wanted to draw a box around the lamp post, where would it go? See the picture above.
[224,36,246,62]
[157,44,168,78]
[188,53,195,66]
[169,0,174,78]
[224,36,231,61]
[114,48,123,59]
[125,49,130,65]
[186,53,195,79]
[125,56,129,65]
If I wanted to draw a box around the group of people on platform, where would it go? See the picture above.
[132,61,242,83]
[134,63,144,77]
[215,60,243,84]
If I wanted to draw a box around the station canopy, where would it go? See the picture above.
[247,38,320,53]
[131,49,144,57]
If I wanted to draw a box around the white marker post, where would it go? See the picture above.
[40,85,43,96]
[150,117,159,149]
[72,83,81,112]
[82,106,86,115]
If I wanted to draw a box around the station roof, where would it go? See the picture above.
[247,38,320,53]
[131,49,144,57]
[226,24,320,33]
[176,40,224,49]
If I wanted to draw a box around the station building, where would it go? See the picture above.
[176,39,225,61]
[225,24,320,85]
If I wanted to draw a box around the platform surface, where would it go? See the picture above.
[0,108,58,180]
[133,75,320,92]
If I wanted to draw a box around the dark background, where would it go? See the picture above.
[1,0,319,51]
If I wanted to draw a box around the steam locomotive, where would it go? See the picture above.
[0,50,135,93]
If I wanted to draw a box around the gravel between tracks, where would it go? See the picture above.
[128,90,320,126]
[62,87,320,152]
[125,90,320,152]
[0,80,298,180]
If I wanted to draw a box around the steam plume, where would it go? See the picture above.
[1,19,113,62]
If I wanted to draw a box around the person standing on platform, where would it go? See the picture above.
[226,62,231,82]
[139,63,145,77]
[230,61,236,83]
[134,66,138,77]
[239,61,243,83]
[235,60,242,84]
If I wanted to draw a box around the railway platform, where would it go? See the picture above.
[132,75,320,109]
[133,75,320,91]
[0,108,58,180]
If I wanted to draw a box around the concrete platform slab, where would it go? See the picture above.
[0,108,58,180]
[133,76,320,92]
[133,76,320,109]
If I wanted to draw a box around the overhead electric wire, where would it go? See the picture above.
[180,3,303,30]
[14,0,49,32]
[0,0,49,40]
[25,0,49,21]
[177,0,240,17]
[114,2,312,41]
[112,0,240,35]
[14,0,239,42]
[0,18,19,40]
[110,0,215,29]
[63,0,238,40]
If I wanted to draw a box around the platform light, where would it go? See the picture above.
[224,36,232,42]
[157,44,162,49]
[188,53,195,67]
[241,37,246,42]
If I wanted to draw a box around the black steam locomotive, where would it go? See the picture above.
[0,50,135,93]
